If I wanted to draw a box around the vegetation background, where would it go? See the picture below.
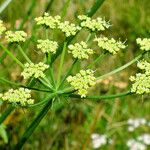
[0,0,150,149]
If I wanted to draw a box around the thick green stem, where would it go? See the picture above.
[96,53,144,80]
[14,98,53,149]
[69,91,132,101]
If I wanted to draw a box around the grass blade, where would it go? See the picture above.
[0,0,13,14]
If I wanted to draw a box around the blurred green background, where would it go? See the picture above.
[0,0,150,149]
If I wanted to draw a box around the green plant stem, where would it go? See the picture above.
[44,0,55,13]
[17,45,32,63]
[58,58,78,89]
[14,98,54,149]
[61,0,71,20]
[57,42,67,87]
[0,105,14,125]
[0,44,24,68]
[0,52,7,64]
[68,91,132,101]
[38,78,53,90]
[87,52,107,69]
[96,53,144,80]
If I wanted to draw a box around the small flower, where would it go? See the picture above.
[138,134,150,145]
[21,62,49,79]
[67,69,96,97]
[94,37,126,54]
[68,41,93,59]
[136,38,150,51]
[37,39,58,54]
[5,31,27,43]
[0,20,6,36]
[130,60,150,94]
[78,15,110,32]
[58,21,81,37]
[0,88,34,106]
[35,12,61,29]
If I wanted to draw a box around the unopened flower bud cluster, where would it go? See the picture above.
[0,20,6,36]
[78,15,110,32]
[68,41,93,59]
[21,62,49,79]
[35,12,61,29]
[67,69,96,97]
[94,37,126,55]
[136,38,150,51]
[5,31,27,43]
[130,60,150,94]
[0,88,34,106]
[37,39,58,54]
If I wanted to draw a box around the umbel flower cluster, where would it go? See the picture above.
[94,37,126,55]
[5,31,27,43]
[0,88,34,106]
[136,38,150,51]
[78,15,110,31]
[130,60,150,94]
[37,39,58,54]
[21,62,49,79]
[67,69,96,97]
[0,20,6,35]
[68,41,93,59]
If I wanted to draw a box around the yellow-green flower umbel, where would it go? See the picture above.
[37,39,58,54]
[130,60,150,94]
[21,62,49,79]
[5,31,27,43]
[0,20,6,36]
[35,12,61,29]
[67,69,96,97]
[58,21,81,37]
[94,37,126,54]
[78,15,110,32]
[136,38,150,51]
[0,88,34,106]
[68,41,93,59]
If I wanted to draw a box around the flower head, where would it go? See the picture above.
[68,41,93,59]
[0,88,34,106]
[67,69,96,97]
[94,37,126,54]
[21,62,49,79]
[5,31,27,43]
[35,12,61,29]
[58,21,81,37]
[0,20,6,36]
[136,38,150,51]
[78,15,110,32]
[37,39,58,54]
[130,60,150,94]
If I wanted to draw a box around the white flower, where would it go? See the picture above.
[138,134,150,145]
[136,38,150,51]
[0,20,6,36]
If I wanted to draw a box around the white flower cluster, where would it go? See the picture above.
[0,88,34,106]
[130,60,150,94]
[0,20,6,36]
[94,37,126,54]
[78,15,110,32]
[127,118,147,132]
[35,12,61,29]
[67,69,96,97]
[68,41,93,59]
[21,62,49,79]
[58,21,81,37]
[5,31,27,43]
[37,39,58,54]
[136,38,150,51]
[127,139,146,150]
[138,134,150,145]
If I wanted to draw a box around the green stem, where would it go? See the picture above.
[17,45,32,63]
[38,78,53,90]
[69,91,132,101]
[87,52,107,69]
[57,42,67,87]
[96,53,144,80]
[14,98,53,149]
[0,44,24,68]
[0,105,14,125]
[58,58,78,89]
[61,0,71,20]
